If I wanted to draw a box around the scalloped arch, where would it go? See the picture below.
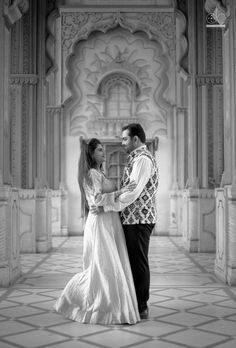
[61,11,176,104]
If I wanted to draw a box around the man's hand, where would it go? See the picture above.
[90,205,104,215]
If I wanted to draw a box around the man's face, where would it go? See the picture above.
[121,129,135,154]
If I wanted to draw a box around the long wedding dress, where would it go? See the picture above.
[54,169,140,324]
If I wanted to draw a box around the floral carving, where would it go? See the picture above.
[64,28,169,137]
[61,11,175,58]
[196,75,223,85]
[10,74,38,85]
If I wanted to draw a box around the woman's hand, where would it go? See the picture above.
[120,180,137,194]
[90,205,104,215]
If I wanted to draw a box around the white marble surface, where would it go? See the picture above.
[0,236,236,348]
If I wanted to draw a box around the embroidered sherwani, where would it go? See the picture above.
[104,145,158,218]
[103,145,158,313]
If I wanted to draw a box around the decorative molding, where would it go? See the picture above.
[19,189,36,199]
[196,75,223,85]
[87,117,140,137]
[0,204,7,261]
[10,74,38,85]
[61,11,175,58]
[175,9,188,77]
[46,106,63,117]
[98,73,139,98]
[177,106,188,113]
[65,29,169,136]
[214,86,224,185]
[46,7,60,75]
[9,87,19,188]
[22,6,31,74]
[208,86,214,185]
[21,85,28,188]
[3,0,29,28]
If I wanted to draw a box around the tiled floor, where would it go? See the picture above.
[1,236,236,348]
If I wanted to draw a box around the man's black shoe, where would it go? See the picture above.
[139,308,149,319]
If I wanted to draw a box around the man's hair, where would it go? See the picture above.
[122,123,146,143]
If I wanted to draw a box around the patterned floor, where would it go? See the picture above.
[1,236,236,348]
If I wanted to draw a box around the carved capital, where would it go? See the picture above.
[46,106,63,117]
[196,75,223,85]
[4,0,29,28]
[10,74,38,85]
[61,11,175,58]
[177,106,188,114]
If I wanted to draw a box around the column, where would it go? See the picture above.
[60,184,68,236]
[0,176,21,286]
[35,186,52,253]
[36,0,47,187]
[226,184,236,285]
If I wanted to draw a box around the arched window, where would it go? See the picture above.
[97,73,140,118]
[106,82,131,118]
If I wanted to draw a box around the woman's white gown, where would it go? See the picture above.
[54,169,140,324]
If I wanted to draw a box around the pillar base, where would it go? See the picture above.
[0,265,21,287]
[36,240,52,253]
[61,226,68,236]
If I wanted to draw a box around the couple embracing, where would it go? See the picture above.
[54,123,159,324]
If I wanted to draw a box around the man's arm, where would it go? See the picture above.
[103,155,152,212]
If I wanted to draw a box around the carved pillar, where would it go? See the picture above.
[60,184,68,236]
[213,0,236,285]
[169,187,179,235]
[215,187,227,282]
[19,189,36,253]
[0,0,29,286]
[182,188,216,252]
[215,182,236,285]
[10,75,38,188]
[36,0,47,187]
[169,107,188,236]
[196,76,224,188]
[187,1,198,186]
[183,189,199,252]
[227,184,236,284]
[222,2,235,185]
[35,187,52,253]
[46,106,63,189]
[0,2,12,184]
[51,190,61,236]
[169,107,179,235]
[0,178,21,286]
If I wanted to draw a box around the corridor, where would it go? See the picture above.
[0,236,236,348]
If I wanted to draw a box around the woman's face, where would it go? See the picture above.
[93,143,105,166]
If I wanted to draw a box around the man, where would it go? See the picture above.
[92,123,158,319]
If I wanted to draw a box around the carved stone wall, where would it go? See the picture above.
[65,28,171,138]
[0,186,21,286]
[46,106,63,189]
[44,4,189,234]
[9,1,37,189]
[59,11,176,139]
[19,190,36,253]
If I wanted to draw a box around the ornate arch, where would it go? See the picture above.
[61,11,176,104]
[48,9,189,137]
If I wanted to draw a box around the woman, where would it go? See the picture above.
[54,138,140,324]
